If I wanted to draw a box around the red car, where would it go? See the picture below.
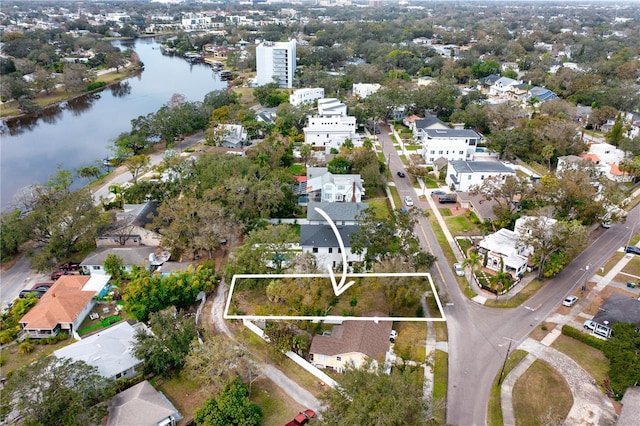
[285,409,316,426]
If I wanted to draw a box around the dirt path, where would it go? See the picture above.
[209,280,322,412]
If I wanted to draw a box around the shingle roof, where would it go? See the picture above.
[54,321,142,379]
[19,275,93,329]
[424,128,481,138]
[306,202,368,222]
[309,318,391,360]
[414,115,448,130]
[448,160,515,174]
[107,380,180,426]
[300,224,360,247]
[81,247,167,267]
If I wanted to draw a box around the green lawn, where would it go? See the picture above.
[483,280,544,308]
[487,349,528,426]
[444,214,482,236]
[551,334,609,386]
[432,350,448,423]
[513,359,572,426]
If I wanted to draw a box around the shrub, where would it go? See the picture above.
[18,342,34,354]
[561,325,604,350]
[87,81,107,91]
[0,330,14,345]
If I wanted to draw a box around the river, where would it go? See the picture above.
[0,38,229,211]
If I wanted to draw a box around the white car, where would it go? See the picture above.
[453,263,464,276]
[404,196,414,207]
[562,295,578,307]
[583,320,597,331]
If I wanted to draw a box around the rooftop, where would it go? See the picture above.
[309,318,391,361]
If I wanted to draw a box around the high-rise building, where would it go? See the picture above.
[255,40,296,88]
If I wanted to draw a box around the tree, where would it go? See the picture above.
[517,214,588,280]
[327,156,352,174]
[123,265,216,322]
[22,169,109,271]
[541,144,555,172]
[0,209,30,262]
[133,310,198,377]
[320,361,434,426]
[606,113,626,145]
[299,143,312,167]
[0,357,115,425]
[230,224,299,274]
[124,154,151,185]
[103,253,125,283]
[602,322,640,400]
[63,62,90,92]
[184,336,261,394]
[194,379,263,426]
[76,164,102,184]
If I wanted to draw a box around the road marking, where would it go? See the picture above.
[314,207,355,297]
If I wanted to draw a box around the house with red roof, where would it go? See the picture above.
[19,275,96,339]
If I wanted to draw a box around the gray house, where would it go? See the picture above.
[107,380,182,426]
[80,247,169,275]
[54,321,145,381]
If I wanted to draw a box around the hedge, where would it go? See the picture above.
[561,325,604,350]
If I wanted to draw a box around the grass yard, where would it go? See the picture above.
[513,359,572,426]
[487,349,528,426]
[250,377,305,426]
[0,335,74,376]
[601,252,625,276]
[432,350,448,424]
[232,86,256,106]
[388,185,402,209]
[366,197,392,218]
[394,322,427,363]
[529,322,557,341]
[444,214,482,236]
[551,334,609,387]
[484,279,544,308]
[156,375,207,426]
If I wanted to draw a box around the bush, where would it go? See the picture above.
[87,81,107,91]
[18,342,34,354]
[561,325,604,350]
[0,330,14,345]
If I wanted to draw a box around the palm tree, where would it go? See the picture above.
[462,250,482,287]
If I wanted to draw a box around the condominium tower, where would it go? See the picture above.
[255,40,296,88]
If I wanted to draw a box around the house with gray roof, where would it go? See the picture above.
[300,224,362,271]
[309,318,392,373]
[445,160,515,192]
[305,168,364,203]
[107,380,181,426]
[526,86,558,103]
[592,293,640,329]
[54,321,144,381]
[412,114,449,140]
[80,247,169,275]
[618,387,640,426]
[306,202,369,225]
[97,202,161,248]
[421,128,483,165]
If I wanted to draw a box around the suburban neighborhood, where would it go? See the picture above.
[1,1,640,426]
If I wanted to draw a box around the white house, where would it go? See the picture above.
[303,116,358,151]
[300,224,362,271]
[412,115,449,139]
[445,160,516,192]
[352,83,381,99]
[306,168,364,203]
[477,228,529,278]
[317,98,347,117]
[54,321,145,380]
[421,129,483,165]
[255,40,296,88]
[289,87,325,106]
[489,76,521,97]
[306,201,369,226]
[80,247,169,275]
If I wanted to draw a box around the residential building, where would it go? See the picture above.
[54,321,145,380]
[300,224,362,271]
[303,116,358,151]
[308,319,392,373]
[306,201,369,226]
[80,247,169,275]
[477,228,529,278]
[220,124,248,149]
[421,129,483,165]
[19,275,96,339]
[96,202,160,247]
[305,168,364,203]
[317,98,347,117]
[489,76,521,97]
[289,87,324,106]
[412,114,449,139]
[107,380,182,426]
[526,86,558,103]
[445,160,515,192]
[352,83,381,99]
[255,40,296,88]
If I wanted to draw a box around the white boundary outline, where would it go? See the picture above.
[224,272,446,322]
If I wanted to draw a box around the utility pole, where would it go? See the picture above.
[498,337,515,385]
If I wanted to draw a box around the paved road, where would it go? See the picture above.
[0,257,50,310]
[379,124,640,425]
[92,132,205,204]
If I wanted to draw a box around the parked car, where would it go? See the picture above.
[404,196,414,206]
[397,171,406,178]
[31,283,53,291]
[57,262,80,271]
[453,263,465,276]
[594,323,613,339]
[285,409,316,426]
[583,320,597,331]
[389,329,398,342]
[50,270,75,280]
[601,221,611,229]
[562,295,578,307]
[19,289,46,299]
[625,245,640,255]
[432,190,446,196]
